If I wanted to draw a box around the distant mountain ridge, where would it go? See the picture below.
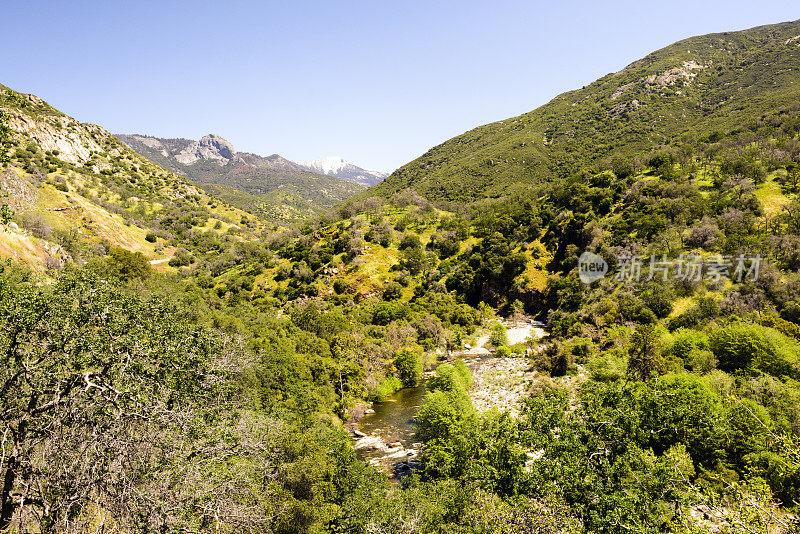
[116,133,365,221]
[300,156,387,186]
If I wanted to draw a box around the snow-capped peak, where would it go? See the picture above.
[299,156,388,187]
[303,156,349,175]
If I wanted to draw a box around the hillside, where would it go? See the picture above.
[375,19,800,202]
[0,84,264,272]
[130,19,800,532]
[117,133,364,221]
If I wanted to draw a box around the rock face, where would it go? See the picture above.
[4,106,113,167]
[176,134,236,165]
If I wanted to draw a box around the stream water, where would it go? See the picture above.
[355,383,426,465]
[354,321,547,472]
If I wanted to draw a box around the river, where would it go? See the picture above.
[353,320,547,474]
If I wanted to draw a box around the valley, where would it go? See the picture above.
[354,320,547,472]
[0,16,799,534]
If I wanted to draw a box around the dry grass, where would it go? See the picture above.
[755,172,791,217]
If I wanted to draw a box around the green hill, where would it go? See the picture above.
[375,19,800,202]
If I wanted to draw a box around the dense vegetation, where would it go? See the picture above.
[1,19,800,534]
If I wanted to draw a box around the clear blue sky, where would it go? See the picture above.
[2,1,797,172]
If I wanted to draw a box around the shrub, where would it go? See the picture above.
[0,204,13,224]
[588,350,627,382]
[333,279,348,294]
[394,347,423,388]
[489,323,508,348]
[627,324,663,381]
[383,281,403,300]
[763,312,800,340]
[19,212,52,239]
[709,324,772,373]
[667,329,710,361]
[399,233,422,250]
[100,247,153,282]
[496,345,512,357]
[684,349,716,374]
[640,284,675,319]
[427,360,472,393]
[371,376,402,402]
[168,248,193,267]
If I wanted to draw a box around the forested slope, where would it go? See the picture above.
[374,19,800,202]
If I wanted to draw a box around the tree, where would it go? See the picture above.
[394,347,423,388]
[383,280,403,300]
[0,271,216,529]
[708,323,772,373]
[398,233,422,250]
[627,324,663,381]
[0,203,13,224]
[89,246,153,282]
[489,323,508,348]
[0,112,11,164]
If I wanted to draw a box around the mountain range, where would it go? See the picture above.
[2,18,800,533]
[115,133,369,221]
[0,83,263,271]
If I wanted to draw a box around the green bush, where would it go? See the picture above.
[668,328,710,360]
[394,347,423,388]
[371,376,402,402]
[588,350,627,382]
[684,348,716,374]
[496,345,512,357]
[709,324,773,373]
[383,281,403,300]
[427,360,472,393]
[333,278,348,294]
[399,233,422,250]
[100,247,152,282]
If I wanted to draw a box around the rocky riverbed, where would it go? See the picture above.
[462,321,548,415]
[465,356,537,415]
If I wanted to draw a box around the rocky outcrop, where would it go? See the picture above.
[643,60,706,88]
[175,134,236,165]
[3,108,114,167]
[608,61,706,116]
